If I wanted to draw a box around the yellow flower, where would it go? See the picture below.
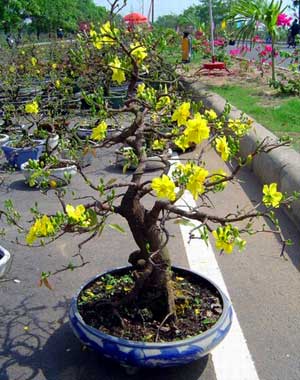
[156,95,171,110]
[130,42,147,62]
[171,102,190,126]
[262,183,283,208]
[26,215,55,245]
[55,79,61,89]
[100,21,113,36]
[66,204,86,222]
[89,29,97,38]
[184,113,210,144]
[137,83,145,97]
[52,63,57,69]
[93,38,103,49]
[175,162,194,176]
[215,136,230,161]
[91,121,107,141]
[25,101,39,114]
[212,225,246,253]
[186,167,209,200]
[31,57,37,66]
[100,21,117,45]
[151,174,176,201]
[204,109,217,120]
[152,139,166,151]
[9,65,16,73]
[221,20,226,30]
[174,135,191,152]
[228,119,250,137]
[109,57,126,84]
[212,227,234,254]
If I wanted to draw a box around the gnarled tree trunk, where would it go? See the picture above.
[118,186,176,321]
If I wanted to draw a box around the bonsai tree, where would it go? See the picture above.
[0,1,297,343]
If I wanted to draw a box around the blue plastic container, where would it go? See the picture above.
[2,142,44,169]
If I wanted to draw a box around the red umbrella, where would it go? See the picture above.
[123,12,148,25]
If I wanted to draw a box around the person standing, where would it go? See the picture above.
[182,31,192,63]
[289,19,300,48]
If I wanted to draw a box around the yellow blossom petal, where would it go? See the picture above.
[262,183,283,208]
[215,136,230,161]
[91,121,107,141]
[151,174,176,201]
[171,102,191,126]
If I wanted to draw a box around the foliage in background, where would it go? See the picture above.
[228,0,287,81]
[0,0,108,36]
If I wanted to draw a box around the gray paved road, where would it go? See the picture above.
[226,42,299,69]
[0,147,217,380]
[1,144,300,380]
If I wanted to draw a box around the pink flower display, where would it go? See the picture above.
[240,45,251,53]
[276,13,292,27]
[229,48,241,56]
[265,45,273,52]
[214,39,225,46]
[252,35,263,43]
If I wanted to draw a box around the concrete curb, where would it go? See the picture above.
[182,80,300,231]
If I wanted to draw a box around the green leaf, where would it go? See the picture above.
[106,178,117,186]
[108,224,126,234]
[173,218,196,228]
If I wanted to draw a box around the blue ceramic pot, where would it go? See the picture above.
[1,141,44,169]
[0,245,12,278]
[69,266,232,369]
[105,92,127,109]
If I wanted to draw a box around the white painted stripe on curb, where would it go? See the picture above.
[176,188,260,380]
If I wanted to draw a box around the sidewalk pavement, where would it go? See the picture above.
[1,94,300,379]
[183,79,300,232]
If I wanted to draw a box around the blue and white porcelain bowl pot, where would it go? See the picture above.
[69,266,232,369]
[0,245,12,278]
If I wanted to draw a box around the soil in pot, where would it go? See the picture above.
[78,268,223,343]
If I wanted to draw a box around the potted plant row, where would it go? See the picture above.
[0,1,297,373]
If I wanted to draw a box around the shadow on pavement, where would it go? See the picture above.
[41,323,209,380]
[236,165,300,271]
[9,179,41,191]
[0,296,210,380]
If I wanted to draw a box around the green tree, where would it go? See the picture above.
[0,0,108,37]
[180,1,232,32]
[155,14,180,29]
[228,0,286,81]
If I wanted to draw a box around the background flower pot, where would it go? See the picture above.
[0,133,9,147]
[69,266,232,369]
[31,134,59,152]
[0,245,12,278]
[61,148,93,168]
[105,92,127,109]
[1,142,44,169]
[21,160,77,187]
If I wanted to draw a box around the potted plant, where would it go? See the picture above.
[0,132,9,147]
[0,245,12,278]
[20,153,77,188]
[0,2,297,373]
[1,135,45,169]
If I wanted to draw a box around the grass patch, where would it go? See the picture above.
[210,84,300,151]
